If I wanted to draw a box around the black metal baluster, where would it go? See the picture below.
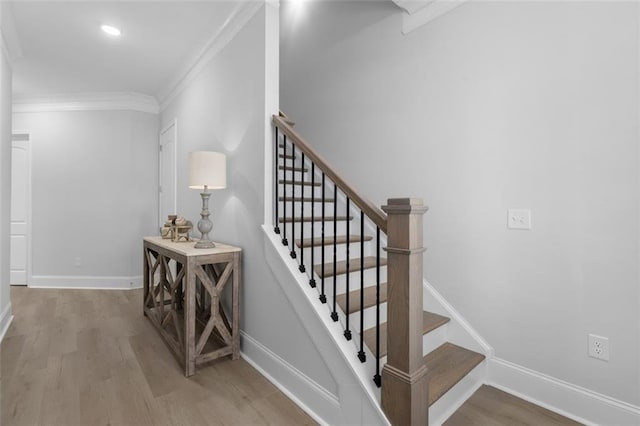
[373,226,381,387]
[344,198,351,340]
[274,127,280,235]
[331,184,338,322]
[299,153,306,272]
[309,163,316,288]
[281,136,288,246]
[319,173,327,304]
[358,210,366,362]
[290,143,296,259]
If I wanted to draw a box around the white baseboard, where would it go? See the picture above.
[0,303,14,344]
[30,275,143,290]
[240,331,342,426]
[489,358,640,426]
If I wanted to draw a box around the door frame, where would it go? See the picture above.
[10,131,32,286]
[159,119,178,230]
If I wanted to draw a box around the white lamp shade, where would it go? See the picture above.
[188,151,226,190]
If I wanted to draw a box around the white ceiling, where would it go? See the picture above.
[8,1,252,100]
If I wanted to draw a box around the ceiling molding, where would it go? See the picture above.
[392,0,435,15]
[393,0,469,34]
[157,1,263,112]
[13,92,160,114]
[0,3,24,64]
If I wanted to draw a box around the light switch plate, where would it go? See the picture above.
[508,209,531,230]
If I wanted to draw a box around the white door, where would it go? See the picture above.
[10,134,30,286]
[159,121,177,230]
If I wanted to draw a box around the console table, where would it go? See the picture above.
[143,236,241,376]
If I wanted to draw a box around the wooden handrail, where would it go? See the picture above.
[273,115,387,234]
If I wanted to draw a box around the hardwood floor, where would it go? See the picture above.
[445,385,583,426]
[1,287,315,426]
[2,287,582,426]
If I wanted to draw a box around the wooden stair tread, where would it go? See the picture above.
[278,179,320,187]
[314,256,386,279]
[279,216,352,224]
[363,311,450,358]
[279,196,335,203]
[296,234,372,248]
[426,342,485,406]
[336,282,387,314]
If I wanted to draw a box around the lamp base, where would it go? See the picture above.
[195,190,216,249]
[195,239,216,249]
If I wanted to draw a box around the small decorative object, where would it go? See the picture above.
[161,215,193,242]
[188,151,226,249]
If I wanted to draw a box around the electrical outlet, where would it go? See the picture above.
[588,334,609,361]
[508,209,531,230]
[74,257,82,268]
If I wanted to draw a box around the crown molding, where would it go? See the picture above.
[157,1,263,112]
[393,0,469,34]
[13,92,160,114]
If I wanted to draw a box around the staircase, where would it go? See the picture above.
[270,112,487,425]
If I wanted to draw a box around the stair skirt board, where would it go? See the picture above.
[262,225,389,425]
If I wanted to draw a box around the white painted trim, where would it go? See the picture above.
[423,278,494,357]
[0,302,13,344]
[158,2,263,111]
[159,119,178,230]
[241,331,340,426]
[12,92,159,114]
[392,0,434,15]
[400,1,469,34]
[262,225,389,426]
[30,275,143,290]
[489,357,640,426]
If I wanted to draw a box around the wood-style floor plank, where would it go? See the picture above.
[1,286,316,426]
[444,385,583,426]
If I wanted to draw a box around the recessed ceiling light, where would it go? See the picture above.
[101,25,121,37]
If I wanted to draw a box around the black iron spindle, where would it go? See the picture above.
[319,173,327,304]
[274,127,280,234]
[344,198,351,340]
[290,143,296,259]
[331,183,338,322]
[299,153,306,272]
[281,136,288,246]
[358,210,366,362]
[373,226,381,387]
[309,163,316,288]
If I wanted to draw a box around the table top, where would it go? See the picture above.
[144,236,241,257]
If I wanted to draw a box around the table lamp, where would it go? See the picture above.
[188,151,226,248]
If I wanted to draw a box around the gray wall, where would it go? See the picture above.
[0,8,12,320]
[281,1,640,405]
[12,110,158,280]
[160,5,338,396]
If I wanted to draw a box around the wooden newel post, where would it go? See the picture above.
[381,198,429,426]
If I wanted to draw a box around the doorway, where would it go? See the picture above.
[159,120,177,230]
[10,133,31,286]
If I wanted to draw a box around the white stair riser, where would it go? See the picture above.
[276,221,352,238]
[315,267,387,296]
[347,301,388,331]
[429,361,486,426]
